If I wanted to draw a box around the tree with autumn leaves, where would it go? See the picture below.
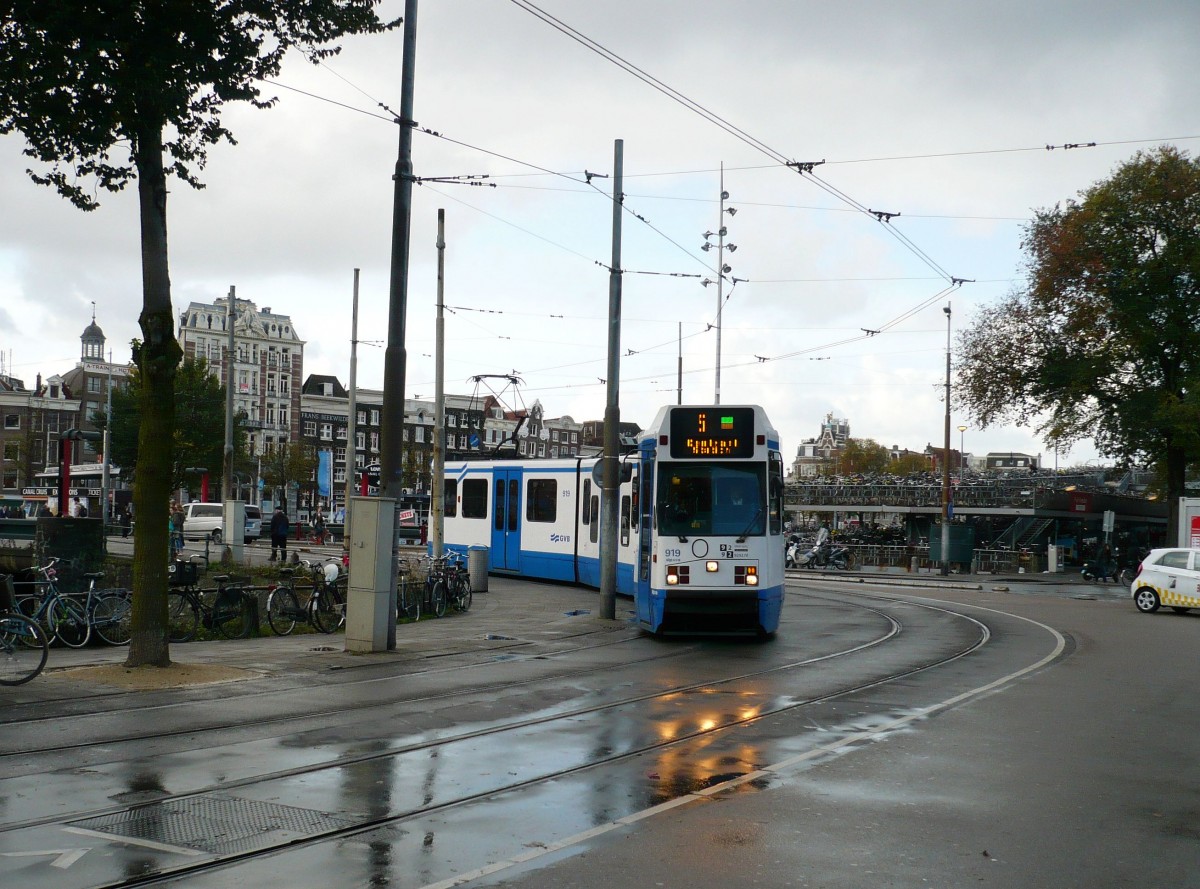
[956,147,1200,532]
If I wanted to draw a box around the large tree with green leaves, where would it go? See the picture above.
[0,1,398,666]
[956,146,1200,533]
[261,441,320,510]
[99,356,248,493]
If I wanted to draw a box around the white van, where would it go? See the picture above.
[181,502,261,544]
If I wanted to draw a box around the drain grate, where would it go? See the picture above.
[69,794,356,855]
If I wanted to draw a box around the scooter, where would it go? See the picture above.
[1081,557,1119,582]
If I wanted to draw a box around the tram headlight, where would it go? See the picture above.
[666,565,690,585]
[706,560,719,573]
[734,565,759,586]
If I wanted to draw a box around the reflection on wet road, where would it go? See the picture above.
[0,585,1063,889]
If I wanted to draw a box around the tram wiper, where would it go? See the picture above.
[735,508,763,543]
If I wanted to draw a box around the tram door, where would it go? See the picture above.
[491,468,522,571]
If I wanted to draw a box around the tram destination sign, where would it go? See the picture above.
[669,407,755,458]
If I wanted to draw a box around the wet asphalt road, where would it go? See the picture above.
[1,571,1196,888]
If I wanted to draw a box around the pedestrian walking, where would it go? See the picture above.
[120,505,132,538]
[170,501,185,558]
[313,510,326,546]
[269,506,290,562]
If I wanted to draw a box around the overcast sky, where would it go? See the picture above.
[2,0,1197,469]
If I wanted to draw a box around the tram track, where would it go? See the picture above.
[0,591,1005,889]
[1,596,912,831]
[47,592,995,889]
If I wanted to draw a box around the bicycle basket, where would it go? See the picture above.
[169,560,198,586]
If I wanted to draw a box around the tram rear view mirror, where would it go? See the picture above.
[591,460,633,485]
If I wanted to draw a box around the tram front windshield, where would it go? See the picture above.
[657,463,766,537]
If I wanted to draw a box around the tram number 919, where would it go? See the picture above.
[664,548,681,560]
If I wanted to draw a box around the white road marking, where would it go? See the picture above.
[1,848,91,869]
[63,826,203,856]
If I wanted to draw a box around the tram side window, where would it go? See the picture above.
[494,480,505,530]
[462,479,488,519]
[582,479,591,524]
[630,473,638,529]
[620,495,631,546]
[589,495,599,542]
[444,479,458,518]
[527,479,557,523]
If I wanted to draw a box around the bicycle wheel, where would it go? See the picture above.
[311,586,345,634]
[428,579,447,618]
[266,587,299,636]
[454,574,472,612]
[167,591,199,643]
[212,589,250,640]
[397,579,421,622]
[14,597,51,648]
[49,596,91,648]
[93,594,132,646]
[0,614,48,685]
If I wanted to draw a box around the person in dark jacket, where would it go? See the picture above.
[269,506,290,562]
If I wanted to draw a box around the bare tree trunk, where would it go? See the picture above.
[126,126,182,668]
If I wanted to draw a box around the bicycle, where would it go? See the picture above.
[444,552,472,613]
[77,572,133,646]
[17,558,91,648]
[167,571,255,642]
[396,560,422,623]
[1,574,49,685]
[266,560,346,635]
[412,555,449,619]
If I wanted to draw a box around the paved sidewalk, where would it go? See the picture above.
[18,576,637,703]
[14,568,1131,703]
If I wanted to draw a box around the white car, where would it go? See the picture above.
[1130,547,1200,614]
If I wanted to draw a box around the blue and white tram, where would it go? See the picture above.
[442,404,785,635]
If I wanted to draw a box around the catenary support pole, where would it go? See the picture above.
[344,268,360,547]
[222,285,235,503]
[379,0,419,650]
[599,139,624,621]
[433,209,445,559]
[941,302,952,576]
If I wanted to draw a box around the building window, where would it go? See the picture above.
[334,446,346,463]
[356,431,365,450]
[320,423,333,441]
[279,375,289,395]
[334,468,346,483]
[3,414,18,430]
[303,420,316,436]
[87,377,102,393]
[357,410,366,425]
[415,426,424,443]
[279,407,288,427]
[447,414,457,428]
[2,441,18,462]
[370,432,379,452]
[370,410,380,425]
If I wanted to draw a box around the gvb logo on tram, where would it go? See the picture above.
[442,404,785,636]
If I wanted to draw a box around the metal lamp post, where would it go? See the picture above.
[703,163,737,405]
[958,425,967,478]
